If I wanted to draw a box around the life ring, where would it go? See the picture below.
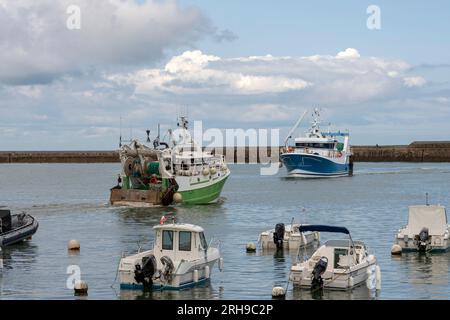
[150,175,158,184]
[337,152,343,158]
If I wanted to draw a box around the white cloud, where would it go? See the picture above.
[0,0,212,85]
[106,49,422,101]
[403,76,426,87]
[240,105,292,122]
[13,85,42,98]
[165,50,220,73]
[1,47,443,149]
[336,48,361,59]
[108,50,310,94]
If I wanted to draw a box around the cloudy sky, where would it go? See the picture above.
[1,0,449,150]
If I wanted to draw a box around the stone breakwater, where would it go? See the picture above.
[1,141,450,163]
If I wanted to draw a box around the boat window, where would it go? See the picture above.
[334,248,349,268]
[162,230,174,250]
[179,231,192,251]
[295,143,335,149]
[199,232,208,250]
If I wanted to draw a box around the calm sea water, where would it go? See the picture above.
[1,162,450,300]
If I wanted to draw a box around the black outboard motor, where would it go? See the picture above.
[134,255,157,289]
[273,223,285,250]
[415,227,430,252]
[311,256,328,290]
[161,256,175,282]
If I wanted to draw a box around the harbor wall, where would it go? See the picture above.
[1,141,450,163]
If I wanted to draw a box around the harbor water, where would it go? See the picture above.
[1,163,450,300]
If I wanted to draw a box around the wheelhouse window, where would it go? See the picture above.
[162,230,174,250]
[295,142,335,149]
[179,231,192,251]
[199,232,208,250]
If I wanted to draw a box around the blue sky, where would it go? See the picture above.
[180,0,450,64]
[0,0,449,150]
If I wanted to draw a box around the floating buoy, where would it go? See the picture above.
[221,165,228,171]
[173,192,183,203]
[193,270,199,283]
[218,257,224,271]
[246,242,256,252]
[74,280,88,295]
[348,276,354,288]
[205,265,210,279]
[366,265,377,290]
[391,244,402,255]
[272,286,285,298]
[210,167,217,175]
[68,240,80,251]
[202,168,210,176]
[375,265,382,290]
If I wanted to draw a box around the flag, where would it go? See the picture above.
[160,215,167,225]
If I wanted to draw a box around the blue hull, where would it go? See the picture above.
[280,153,351,177]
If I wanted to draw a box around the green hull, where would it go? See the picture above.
[179,176,228,205]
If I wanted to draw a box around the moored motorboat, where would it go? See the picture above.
[119,221,223,290]
[0,209,39,247]
[393,204,450,253]
[290,225,379,290]
[259,222,320,250]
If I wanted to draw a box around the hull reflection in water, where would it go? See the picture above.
[391,252,450,298]
[292,284,379,300]
[118,284,223,300]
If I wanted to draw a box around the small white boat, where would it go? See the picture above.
[259,222,320,250]
[393,204,450,253]
[119,222,223,290]
[290,225,379,290]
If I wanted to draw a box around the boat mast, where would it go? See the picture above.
[284,110,308,148]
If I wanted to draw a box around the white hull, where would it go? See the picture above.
[394,205,450,252]
[176,169,230,192]
[290,260,377,290]
[260,225,319,250]
[120,254,219,289]
[286,170,349,178]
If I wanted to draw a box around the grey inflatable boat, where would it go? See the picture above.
[0,209,39,247]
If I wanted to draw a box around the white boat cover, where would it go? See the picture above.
[406,205,448,236]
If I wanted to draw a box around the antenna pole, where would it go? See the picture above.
[284,110,308,148]
[119,117,122,147]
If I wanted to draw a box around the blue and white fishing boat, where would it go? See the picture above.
[280,109,353,178]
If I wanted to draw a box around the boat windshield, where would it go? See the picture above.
[199,232,208,250]
[295,142,335,149]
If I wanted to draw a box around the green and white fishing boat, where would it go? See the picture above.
[110,117,230,206]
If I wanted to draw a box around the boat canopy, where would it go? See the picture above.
[407,205,447,236]
[299,225,350,234]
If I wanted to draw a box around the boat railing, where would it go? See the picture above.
[208,238,221,249]
[133,240,154,255]
[288,147,345,158]
[0,213,36,236]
